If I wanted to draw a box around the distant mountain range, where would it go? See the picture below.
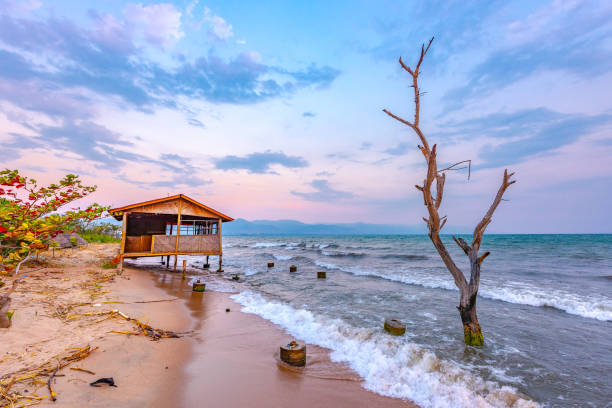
[223,218,467,235]
[101,216,469,235]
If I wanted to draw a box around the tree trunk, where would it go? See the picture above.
[458,292,483,346]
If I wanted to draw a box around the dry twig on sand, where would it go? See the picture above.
[0,346,95,407]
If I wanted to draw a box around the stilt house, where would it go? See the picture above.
[109,194,233,271]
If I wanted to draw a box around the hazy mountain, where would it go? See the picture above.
[223,218,433,235]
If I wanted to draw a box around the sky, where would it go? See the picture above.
[1,0,611,233]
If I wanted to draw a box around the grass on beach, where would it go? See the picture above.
[79,232,120,244]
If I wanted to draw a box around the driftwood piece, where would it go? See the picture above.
[47,364,59,402]
[383,37,515,346]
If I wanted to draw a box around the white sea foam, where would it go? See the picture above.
[231,290,539,408]
[244,267,259,276]
[313,261,612,321]
[273,254,293,261]
[315,260,339,270]
[253,242,286,248]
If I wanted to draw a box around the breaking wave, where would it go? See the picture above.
[273,254,293,261]
[231,291,539,408]
[313,262,612,321]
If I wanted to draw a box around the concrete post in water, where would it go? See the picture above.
[280,340,306,367]
[232,274,240,281]
[267,262,274,268]
[192,280,206,292]
[383,318,406,336]
[317,271,326,279]
[289,265,297,272]
[182,259,186,280]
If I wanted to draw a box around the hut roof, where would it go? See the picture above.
[108,194,234,222]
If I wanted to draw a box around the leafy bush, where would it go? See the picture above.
[0,169,107,274]
[77,223,121,243]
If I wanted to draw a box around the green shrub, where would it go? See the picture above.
[101,260,118,269]
[81,232,120,243]
[69,236,78,247]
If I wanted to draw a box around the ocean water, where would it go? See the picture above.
[139,234,612,408]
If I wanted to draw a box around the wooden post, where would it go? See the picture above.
[174,198,182,272]
[166,255,170,269]
[175,198,182,253]
[119,212,127,274]
[182,259,186,280]
[217,218,223,272]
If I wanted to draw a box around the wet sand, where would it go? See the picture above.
[36,265,193,407]
[146,265,416,408]
[3,245,415,407]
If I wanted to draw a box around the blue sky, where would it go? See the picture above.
[1,0,611,232]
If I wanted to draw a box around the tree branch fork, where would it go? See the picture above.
[383,37,516,301]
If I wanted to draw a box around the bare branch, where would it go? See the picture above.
[382,109,430,158]
[478,251,490,265]
[398,57,413,75]
[415,185,424,192]
[435,173,445,209]
[438,159,471,180]
[440,216,447,230]
[452,236,471,255]
[472,169,516,251]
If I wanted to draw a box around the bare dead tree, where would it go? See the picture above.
[383,38,516,346]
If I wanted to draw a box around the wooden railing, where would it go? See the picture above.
[151,235,220,254]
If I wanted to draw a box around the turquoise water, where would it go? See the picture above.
[136,234,612,407]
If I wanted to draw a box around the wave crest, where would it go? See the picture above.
[231,291,539,408]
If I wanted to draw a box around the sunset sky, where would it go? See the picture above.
[1,0,611,232]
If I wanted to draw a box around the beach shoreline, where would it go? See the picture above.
[1,244,416,407]
[133,260,417,408]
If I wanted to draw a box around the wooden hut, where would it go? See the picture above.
[109,194,233,272]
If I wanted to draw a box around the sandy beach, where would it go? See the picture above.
[1,244,414,407]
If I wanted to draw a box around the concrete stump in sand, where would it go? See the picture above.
[317,271,326,279]
[384,318,406,336]
[289,265,297,272]
[280,340,306,367]
[267,262,274,268]
[192,280,206,292]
